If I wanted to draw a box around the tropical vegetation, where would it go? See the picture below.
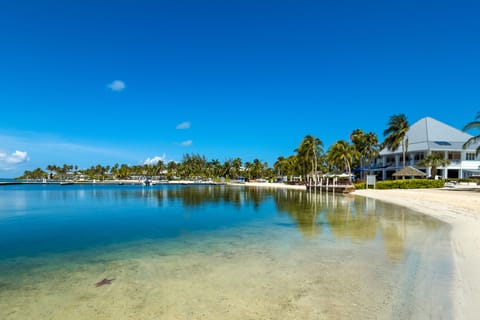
[383,114,409,168]
[463,111,480,155]
[417,153,450,178]
[350,129,380,178]
[354,179,445,190]
[17,112,477,183]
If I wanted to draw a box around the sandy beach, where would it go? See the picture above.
[1,182,474,319]
[354,188,480,320]
[239,182,307,190]
[243,182,480,318]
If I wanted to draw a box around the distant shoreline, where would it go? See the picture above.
[3,179,478,316]
[0,180,309,189]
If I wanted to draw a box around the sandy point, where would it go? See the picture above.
[354,188,480,320]
[229,181,307,190]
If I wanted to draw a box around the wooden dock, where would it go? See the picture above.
[306,173,356,193]
[0,182,23,185]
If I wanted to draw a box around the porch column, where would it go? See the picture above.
[382,155,387,180]
[444,151,449,179]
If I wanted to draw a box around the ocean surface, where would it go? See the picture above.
[0,184,453,319]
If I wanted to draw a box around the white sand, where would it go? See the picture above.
[219,181,480,317]
[1,184,464,319]
[237,182,307,190]
[354,188,480,320]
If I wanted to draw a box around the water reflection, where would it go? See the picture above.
[0,185,445,262]
[160,185,268,209]
[273,189,443,261]
[152,186,444,261]
[0,185,452,319]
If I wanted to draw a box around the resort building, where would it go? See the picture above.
[378,117,480,180]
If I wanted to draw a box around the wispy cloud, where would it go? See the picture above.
[143,154,167,165]
[0,150,29,170]
[0,132,135,175]
[176,121,191,130]
[180,140,192,147]
[107,80,126,91]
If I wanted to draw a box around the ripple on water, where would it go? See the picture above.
[0,186,453,319]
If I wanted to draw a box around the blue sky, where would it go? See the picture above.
[1,0,479,177]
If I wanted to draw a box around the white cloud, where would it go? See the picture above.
[144,154,167,165]
[176,121,191,130]
[0,150,29,169]
[180,140,192,147]
[107,80,126,91]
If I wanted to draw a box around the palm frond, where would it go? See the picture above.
[463,121,480,131]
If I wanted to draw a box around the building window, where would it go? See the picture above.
[414,153,425,161]
[466,153,476,161]
[434,141,451,146]
[448,152,461,161]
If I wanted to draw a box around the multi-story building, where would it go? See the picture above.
[379,117,480,179]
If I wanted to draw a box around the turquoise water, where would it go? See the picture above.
[0,184,453,319]
[0,185,268,258]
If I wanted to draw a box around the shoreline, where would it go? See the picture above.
[0,180,310,189]
[2,181,478,316]
[235,182,307,190]
[241,182,480,318]
[353,188,480,319]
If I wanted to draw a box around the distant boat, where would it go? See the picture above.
[60,182,75,186]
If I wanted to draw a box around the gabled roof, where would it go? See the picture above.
[380,117,475,155]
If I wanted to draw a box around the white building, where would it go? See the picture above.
[379,117,480,179]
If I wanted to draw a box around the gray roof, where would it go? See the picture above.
[380,117,477,155]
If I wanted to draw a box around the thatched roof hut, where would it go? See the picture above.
[392,166,427,179]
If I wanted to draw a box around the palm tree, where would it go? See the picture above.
[285,155,300,181]
[231,158,243,178]
[222,159,233,179]
[46,164,60,179]
[463,112,480,155]
[350,129,380,178]
[251,158,266,179]
[274,156,286,178]
[295,135,324,181]
[383,114,409,168]
[417,153,450,178]
[327,140,359,177]
[208,159,223,179]
[244,161,252,179]
[111,163,120,178]
[166,161,177,179]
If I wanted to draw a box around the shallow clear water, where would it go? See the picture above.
[0,184,453,319]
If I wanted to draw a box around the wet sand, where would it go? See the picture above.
[354,188,480,320]
[0,185,456,319]
[0,204,451,320]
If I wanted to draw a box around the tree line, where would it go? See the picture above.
[18,113,480,181]
[17,127,381,182]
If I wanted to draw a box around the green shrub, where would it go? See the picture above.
[355,179,445,190]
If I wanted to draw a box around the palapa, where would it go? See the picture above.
[392,166,427,178]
